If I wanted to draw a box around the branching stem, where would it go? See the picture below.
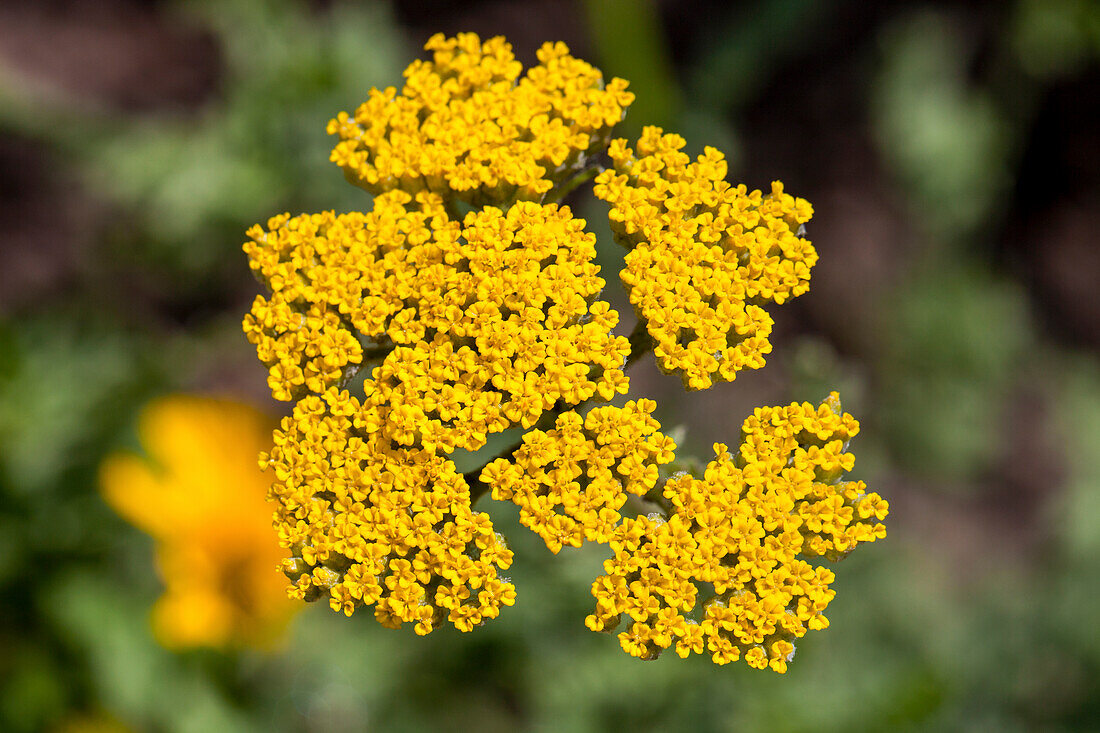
[544,163,603,205]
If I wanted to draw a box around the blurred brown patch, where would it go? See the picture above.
[1025,198,1100,349]
[0,0,220,112]
[0,136,102,314]
[1004,68,1100,350]
[982,380,1066,556]
[395,0,589,68]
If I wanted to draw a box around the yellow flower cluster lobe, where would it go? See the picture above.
[585,393,888,671]
[482,400,677,552]
[594,126,817,390]
[328,33,634,205]
[265,388,516,634]
[243,192,630,454]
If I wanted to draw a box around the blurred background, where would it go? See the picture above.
[2,0,1099,730]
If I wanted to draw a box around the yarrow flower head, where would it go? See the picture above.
[242,32,887,671]
[100,396,299,649]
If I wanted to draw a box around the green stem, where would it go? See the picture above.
[465,406,559,504]
[443,195,465,222]
[625,318,651,370]
[544,163,603,205]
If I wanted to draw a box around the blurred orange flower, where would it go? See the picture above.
[99,395,297,649]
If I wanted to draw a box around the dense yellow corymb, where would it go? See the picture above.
[482,400,677,552]
[243,193,629,451]
[239,32,886,671]
[328,33,634,205]
[264,389,515,634]
[594,126,817,390]
[585,394,888,670]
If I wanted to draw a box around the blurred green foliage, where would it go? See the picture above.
[582,0,681,137]
[1,0,1100,730]
[1011,0,1100,79]
[873,12,1013,243]
[86,0,403,274]
[877,262,1032,482]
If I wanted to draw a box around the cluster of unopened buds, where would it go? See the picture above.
[242,33,887,672]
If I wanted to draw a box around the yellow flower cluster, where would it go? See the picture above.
[585,394,888,670]
[482,400,677,552]
[100,396,298,649]
[593,126,817,390]
[264,388,515,634]
[240,33,887,667]
[328,33,634,205]
[243,191,630,453]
